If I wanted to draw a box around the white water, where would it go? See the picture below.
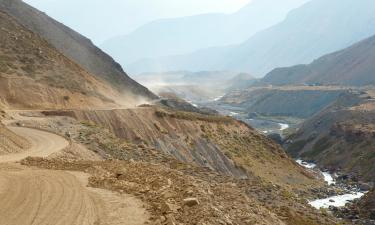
[296,159,365,209]
[309,192,365,209]
[296,159,316,169]
[322,172,335,185]
[279,123,289,131]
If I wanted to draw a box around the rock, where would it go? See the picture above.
[359,183,372,191]
[183,198,200,207]
[329,199,335,202]
[162,202,181,213]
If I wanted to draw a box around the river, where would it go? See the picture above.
[296,160,366,209]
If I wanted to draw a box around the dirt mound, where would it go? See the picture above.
[0,123,30,155]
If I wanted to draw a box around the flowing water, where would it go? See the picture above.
[296,159,366,209]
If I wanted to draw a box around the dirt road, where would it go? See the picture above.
[0,126,69,163]
[0,111,149,225]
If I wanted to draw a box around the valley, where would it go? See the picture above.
[1,0,374,224]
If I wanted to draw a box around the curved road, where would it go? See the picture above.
[0,112,149,225]
[0,126,69,163]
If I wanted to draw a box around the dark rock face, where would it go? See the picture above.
[0,0,156,100]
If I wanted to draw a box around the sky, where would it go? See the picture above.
[24,0,252,44]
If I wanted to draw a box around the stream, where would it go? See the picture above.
[296,160,366,209]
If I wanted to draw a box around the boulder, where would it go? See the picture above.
[183,198,200,207]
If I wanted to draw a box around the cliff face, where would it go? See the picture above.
[285,90,375,182]
[47,107,319,190]
[0,0,156,100]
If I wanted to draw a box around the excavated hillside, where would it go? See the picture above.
[0,0,156,100]
[13,109,335,225]
[0,11,131,109]
[285,90,375,182]
[43,106,320,191]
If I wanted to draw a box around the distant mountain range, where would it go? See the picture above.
[261,34,375,86]
[101,0,308,66]
[128,0,375,76]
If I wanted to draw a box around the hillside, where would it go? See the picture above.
[0,11,131,109]
[101,0,308,67]
[0,0,156,100]
[261,34,375,86]
[221,87,346,118]
[41,107,319,190]
[285,90,375,182]
[129,0,375,76]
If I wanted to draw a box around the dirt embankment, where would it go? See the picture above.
[0,122,30,155]
[43,107,320,191]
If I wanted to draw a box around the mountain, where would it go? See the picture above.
[261,34,375,86]
[129,0,375,76]
[0,0,156,100]
[101,0,308,67]
[0,10,129,109]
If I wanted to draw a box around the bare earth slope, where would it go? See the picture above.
[0,0,156,100]
[48,107,319,191]
[0,11,132,109]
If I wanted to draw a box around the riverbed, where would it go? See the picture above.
[296,159,366,209]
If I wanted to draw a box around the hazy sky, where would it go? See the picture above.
[24,0,252,44]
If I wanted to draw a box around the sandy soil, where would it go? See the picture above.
[0,111,149,225]
[0,127,69,163]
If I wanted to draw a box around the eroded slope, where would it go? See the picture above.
[0,11,127,109]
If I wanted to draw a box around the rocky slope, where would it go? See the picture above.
[15,110,336,225]
[285,90,375,182]
[0,0,156,100]
[0,11,132,109]
[262,34,375,86]
[221,87,346,118]
[42,106,320,191]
